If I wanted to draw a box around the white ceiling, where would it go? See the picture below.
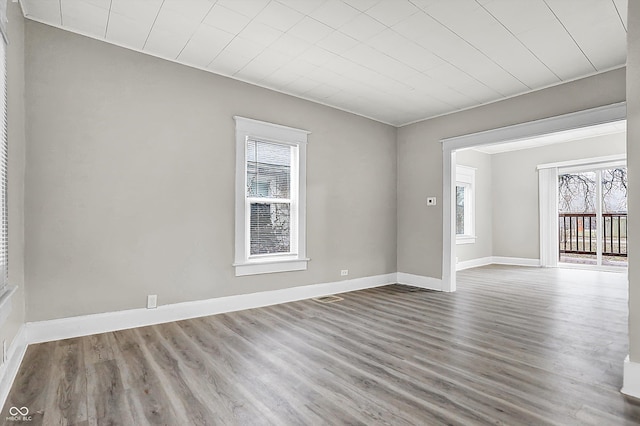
[19,0,628,126]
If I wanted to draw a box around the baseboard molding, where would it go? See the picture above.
[455,256,541,270]
[491,257,541,267]
[0,325,27,409]
[622,355,640,399]
[456,257,493,271]
[396,272,443,291]
[26,273,398,344]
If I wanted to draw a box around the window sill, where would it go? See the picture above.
[234,258,309,276]
[456,236,477,245]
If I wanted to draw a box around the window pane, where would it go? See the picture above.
[558,172,596,213]
[456,186,465,235]
[250,202,290,255]
[247,140,291,198]
[601,168,627,265]
[602,168,627,214]
[558,172,597,264]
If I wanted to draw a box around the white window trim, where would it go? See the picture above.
[456,165,476,245]
[233,116,310,276]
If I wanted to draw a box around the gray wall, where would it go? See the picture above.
[491,133,626,260]
[628,0,640,362]
[24,22,397,322]
[2,2,26,348]
[455,149,492,263]
[397,68,626,279]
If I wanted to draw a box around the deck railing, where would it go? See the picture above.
[559,213,627,257]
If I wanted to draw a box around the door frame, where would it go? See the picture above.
[441,102,626,292]
[540,157,627,268]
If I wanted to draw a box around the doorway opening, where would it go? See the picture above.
[441,102,626,292]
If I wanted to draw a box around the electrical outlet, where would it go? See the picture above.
[427,197,437,206]
[341,269,348,276]
[147,295,158,309]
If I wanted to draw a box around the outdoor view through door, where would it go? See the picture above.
[558,167,627,267]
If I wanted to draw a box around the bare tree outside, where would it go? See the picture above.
[558,168,627,213]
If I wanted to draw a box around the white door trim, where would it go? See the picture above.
[441,102,627,292]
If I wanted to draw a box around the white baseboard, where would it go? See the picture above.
[622,355,640,399]
[26,273,398,344]
[491,257,541,267]
[0,325,27,409]
[396,272,443,291]
[456,257,493,271]
[455,256,540,270]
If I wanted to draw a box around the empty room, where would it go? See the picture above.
[0,0,638,424]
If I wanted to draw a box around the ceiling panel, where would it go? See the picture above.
[21,0,628,126]
[274,0,324,15]
[479,0,557,35]
[238,20,283,46]
[339,12,386,41]
[253,1,303,31]
[176,24,234,69]
[207,50,253,76]
[545,0,627,70]
[316,31,359,54]
[23,0,62,25]
[216,0,270,19]
[310,0,360,29]
[203,4,251,34]
[288,16,333,43]
[143,0,214,59]
[515,22,596,80]
[60,0,109,39]
[106,0,162,49]
[368,29,445,72]
[365,0,419,27]
[106,12,150,49]
[341,0,381,12]
[614,0,628,31]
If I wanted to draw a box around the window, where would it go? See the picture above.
[0,20,7,291]
[234,117,309,276]
[456,165,476,244]
[0,6,15,328]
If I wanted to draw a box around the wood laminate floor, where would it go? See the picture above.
[2,265,640,425]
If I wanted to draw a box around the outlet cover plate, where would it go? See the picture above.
[147,295,158,309]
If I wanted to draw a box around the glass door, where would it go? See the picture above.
[558,165,627,268]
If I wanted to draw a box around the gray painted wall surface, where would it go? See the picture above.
[455,149,492,263]
[3,2,26,348]
[627,0,640,362]
[491,133,626,260]
[24,22,397,322]
[397,68,626,279]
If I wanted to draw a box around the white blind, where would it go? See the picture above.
[246,139,292,256]
[0,38,7,290]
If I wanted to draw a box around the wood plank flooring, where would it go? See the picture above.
[3,265,640,425]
